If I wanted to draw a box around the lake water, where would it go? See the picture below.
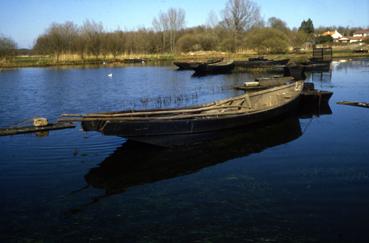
[1,60,369,242]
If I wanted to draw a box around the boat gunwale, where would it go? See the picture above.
[62,81,303,122]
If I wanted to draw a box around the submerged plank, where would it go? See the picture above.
[0,122,75,136]
[337,101,369,109]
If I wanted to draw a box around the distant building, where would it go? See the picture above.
[338,36,350,43]
[349,36,366,44]
[321,30,343,41]
[336,29,369,44]
[353,29,369,38]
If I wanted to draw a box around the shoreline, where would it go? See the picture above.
[1,51,369,69]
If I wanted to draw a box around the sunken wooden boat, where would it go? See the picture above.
[234,58,289,68]
[192,60,235,75]
[173,58,223,70]
[234,76,295,91]
[60,81,304,146]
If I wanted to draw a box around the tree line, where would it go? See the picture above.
[1,0,368,60]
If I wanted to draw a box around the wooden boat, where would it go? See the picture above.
[234,58,289,68]
[60,81,304,146]
[123,58,145,63]
[353,49,368,53]
[173,58,223,70]
[284,62,330,79]
[192,60,235,75]
[234,76,294,91]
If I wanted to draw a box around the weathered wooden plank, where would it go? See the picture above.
[337,101,369,109]
[0,123,75,136]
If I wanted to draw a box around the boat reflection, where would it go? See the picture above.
[85,114,313,196]
[310,71,332,82]
[64,106,332,214]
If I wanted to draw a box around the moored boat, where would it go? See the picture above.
[234,58,289,68]
[173,58,223,70]
[192,60,235,75]
[60,81,304,146]
[300,82,333,104]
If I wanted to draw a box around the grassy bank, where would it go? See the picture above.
[1,48,369,68]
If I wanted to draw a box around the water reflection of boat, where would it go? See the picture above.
[84,115,303,196]
[62,81,303,147]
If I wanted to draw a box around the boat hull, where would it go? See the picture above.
[79,81,304,146]
[173,62,201,70]
[193,61,235,75]
[82,93,301,146]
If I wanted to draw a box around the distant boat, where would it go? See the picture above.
[234,58,289,68]
[284,62,330,78]
[192,60,235,75]
[107,73,113,77]
[173,58,223,70]
[123,58,145,63]
[60,81,304,146]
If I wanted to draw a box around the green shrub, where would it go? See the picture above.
[245,28,290,54]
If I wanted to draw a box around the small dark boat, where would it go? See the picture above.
[60,81,304,146]
[300,82,333,104]
[234,58,289,68]
[353,49,368,53]
[173,61,202,70]
[234,76,295,91]
[123,58,145,63]
[192,60,235,75]
[284,62,330,78]
[173,58,223,70]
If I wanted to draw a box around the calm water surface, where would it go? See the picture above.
[1,60,369,242]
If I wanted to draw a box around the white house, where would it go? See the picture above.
[321,30,343,42]
[353,29,369,38]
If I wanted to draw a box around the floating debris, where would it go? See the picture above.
[0,122,75,136]
[337,101,369,109]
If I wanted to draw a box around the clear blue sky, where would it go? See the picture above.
[0,0,368,48]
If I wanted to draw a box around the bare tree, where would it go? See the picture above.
[81,20,104,59]
[206,10,219,28]
[222,0,260,32]
[167,8,185,52]
[268,17,289,33]
[152,12,169,52]
[153,8,185,53]
[221,0,260,51]
[33,21,78,61]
